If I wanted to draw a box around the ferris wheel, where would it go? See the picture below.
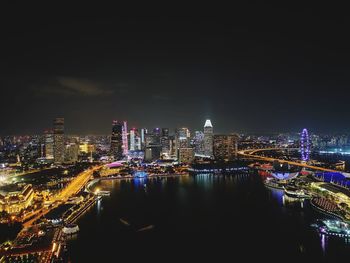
[300,128,310,161]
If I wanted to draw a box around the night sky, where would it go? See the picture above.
[1,5,350,135]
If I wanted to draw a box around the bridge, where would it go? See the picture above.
[238,147,345,174]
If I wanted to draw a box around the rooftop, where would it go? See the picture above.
[204,119,213,128]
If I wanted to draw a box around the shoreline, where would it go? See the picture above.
[85,173,188,193]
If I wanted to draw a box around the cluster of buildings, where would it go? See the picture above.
[41,118,97,164]
[109,119,239,163]
[0,118,241,167]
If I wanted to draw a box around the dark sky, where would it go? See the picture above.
[1,5,350,135]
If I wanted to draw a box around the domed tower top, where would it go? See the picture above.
[204,119,213,128]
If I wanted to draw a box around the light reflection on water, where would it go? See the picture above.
[68,173,350,262]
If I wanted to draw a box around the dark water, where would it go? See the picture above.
[67,173,350,262]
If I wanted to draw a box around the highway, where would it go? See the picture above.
[238,148,342,173]
[56,165,102,201]
[23,165,102,228]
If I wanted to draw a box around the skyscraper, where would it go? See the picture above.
[140,128,147,150]
[175,128,190,150]
[213,134,239,160]
[203,119,213,157]
[65,142,79,163]
[160,128,170,154]
[178,147,195,164]
[129,128,141,151]
[129,128,136,151]
[153,128,161,145]
[110,120,123,160]
[193,131,204,155]
[53,118,65,164]
[122,121,128,155]
[44,129,54,159]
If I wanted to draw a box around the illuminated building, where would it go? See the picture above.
[153,128,161,145]
[110,120,123,160]
[175,128,190,151]
[65,143,79,163]
[129,128,141,151]
[53,118,65,164]
[144,128,162,160]
[169,135,176,157]
[161,128,170,154]
[0,184,34,215]
[203,119,213,157]
[144,146,161,161]
[213,134,238,161]
[122,121,128,155]
[178,148,195,164]
[193,131,204,155]
[79,143,95,154]
[130,128,136,151]
[141,128,147,149]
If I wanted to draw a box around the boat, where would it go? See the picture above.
[62,224,79,235]
[136,225,154,232]
[119,218,131,226]
[283,186,311,198]
[97,190,110,196]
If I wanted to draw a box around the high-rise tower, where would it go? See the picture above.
[44,129,54,159]
[122,121,128,155]
[203,119,213,157]
[110,120,123,160]
[160,128,170,154]
[53,118,65,164]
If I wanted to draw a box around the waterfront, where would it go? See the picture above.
[67,173,350,262]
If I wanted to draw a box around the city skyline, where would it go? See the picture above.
[3,4,350,262]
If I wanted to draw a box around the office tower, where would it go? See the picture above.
[141,128,147,150]
[129,128,142,151]
[79,142,95,154]
[193,131,205,155]
[135,134,141,151]
[153,128,161,145]
[53,118,65,164]
[129,128,136,151]
[213,134,239,160]
[65,142,79,163]
[160,128,170,154]
[144,128,162,160]
[203,119,213,157]
[44,129,54,159]
[110,120,123,160]
[122,121,128,155]
[169,135,176,157]
[175,128,190,150]
[144,146,161,162]
[178,148,195,164]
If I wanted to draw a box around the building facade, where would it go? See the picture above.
[203,119,213,157]
[213,134,238,160]
[160,128,170,155]
[53,118,65,164]
[110,120,123,160]
[178,148,195,164]
[44,129,54,159]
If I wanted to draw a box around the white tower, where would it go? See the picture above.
[203,119,213,157]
